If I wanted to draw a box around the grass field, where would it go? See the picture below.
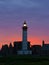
[0,55,49,65]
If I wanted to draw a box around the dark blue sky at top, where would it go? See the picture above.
[0,0,49,45]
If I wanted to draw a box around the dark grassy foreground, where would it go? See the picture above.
[0,55,49,65]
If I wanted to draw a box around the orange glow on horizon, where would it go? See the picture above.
[0,36,49,49]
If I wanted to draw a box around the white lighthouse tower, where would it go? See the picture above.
[17,21,32,54]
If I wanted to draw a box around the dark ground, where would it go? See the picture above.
[0,55,49,65]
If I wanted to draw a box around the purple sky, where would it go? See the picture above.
[0,0,49,47]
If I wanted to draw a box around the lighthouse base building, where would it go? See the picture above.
[17,41,32,54]
[17,21,32,55]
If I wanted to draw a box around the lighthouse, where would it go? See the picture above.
[23,21,27,42]
[22,21,28,50]
[17,21,32,55]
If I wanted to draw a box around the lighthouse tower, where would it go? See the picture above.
[22,21,28,50]
[17,21,32,55]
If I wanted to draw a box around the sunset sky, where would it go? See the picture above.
[0,0,49,48]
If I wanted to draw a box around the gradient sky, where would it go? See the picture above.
[0,0,49,48]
